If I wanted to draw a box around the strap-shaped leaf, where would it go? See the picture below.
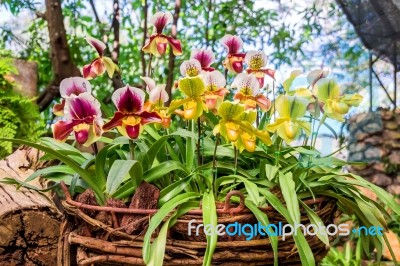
[106,159,142,195]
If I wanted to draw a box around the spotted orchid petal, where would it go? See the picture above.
[180,59,202,77]
[200,70,226,91]
[86,36,106,56]
[141,76,157,93]
[60,77,91,98]
[149,84,169,104]
[220,34,243,54]
[150,11,173,34]
[64,92,102,121]
[112,86,145,113]
[232,73,260,96]
[217,101,245,120]
[245,51,267,70]
[190,49,215,69]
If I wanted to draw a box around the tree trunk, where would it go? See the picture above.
[36,0,81,111]
[0,147,62,265]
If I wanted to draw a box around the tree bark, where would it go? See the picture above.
[165,0,181,105]
[36,0,80,111]
[0,147,62,265]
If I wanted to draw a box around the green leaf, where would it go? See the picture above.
[0,138,104,203]
[106,160,142,195]
[147,216,172,266]
[202,190,218,266]
[144,161,189,183]
[24,165,75,182]
[279,172,300,224]
[245,200,278,266]
[143,192,200,264]
[159,175,193,207]
[299,200,329,245]
[265,164,279,181]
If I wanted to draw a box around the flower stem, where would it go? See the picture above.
[312,114,326,149]
[234,146,238,175]
[212,133,220,192]
[129,139,135,160]
[147,54,153,77]
[91,143,98,155]
[197,118,202,166]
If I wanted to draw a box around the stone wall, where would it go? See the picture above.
[348,110,400,195]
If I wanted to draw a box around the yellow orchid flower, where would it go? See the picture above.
[213,101,271,152]
[313,78,363,122]
[168,62,207,120]
[266,95,311,143]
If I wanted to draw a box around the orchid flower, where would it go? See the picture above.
[213,101,271,152]
[168,60,207,120]
[232,73,271,111]
[313,78,363,122]
[141,77,171,128]
[245,51,275,87]
[103,86,162,139]
[307,68,330,88]
[142,11,183,57]
[200,70,228,111]
[220,34,246,73]
[83,36,119,80]
[53,92,103,146]
[53,77,92,116]
[266,95,311,143]
[190,49,215,72]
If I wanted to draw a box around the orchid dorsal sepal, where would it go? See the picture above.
[283,70,302,93]
[180,59,202,77]
[190,49,215,71]
[266,95,311,143]
[53,77,92,116]
[307,68,330,87]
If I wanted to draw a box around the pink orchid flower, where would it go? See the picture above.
[220,34,246,73]
[190,49,215,72]
[245,51,275,88]
[200,70,229,111]
[53,77,92,116]
[232,73,271,111]
[82,36,118,79]
[142,11,183,57]
[103,86,162,139]
[53,92,103,146]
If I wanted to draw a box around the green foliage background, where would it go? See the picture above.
[0,57,45,158]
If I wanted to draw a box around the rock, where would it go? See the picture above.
[370,173,392,187]
[355,132,369,141]
[387,185,400,195]
[385,121,398,130]
[364,147,382,161]
[348,152,364,162]
[372,163,386,173]
[383,140,400,149]
[364,136,384,145]
[355,113,369,123]
[388,151,400,165]
[349,143,367,153]
[383,130,400,140]
[381,110,394,120]
[395,176,400,185]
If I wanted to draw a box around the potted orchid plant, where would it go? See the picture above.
[2,11,399,266]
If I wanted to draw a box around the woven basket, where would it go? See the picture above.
[58,185,338,266]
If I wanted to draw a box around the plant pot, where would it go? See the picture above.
[58,185,337,266]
